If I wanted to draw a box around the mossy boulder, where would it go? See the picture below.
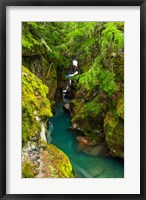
[36,144,75,178]
[104,112,124,158]
[22,161,38,178]
[22,143,75,178]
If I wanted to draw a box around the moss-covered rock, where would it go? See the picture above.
[22,22,58,101]
[22,67,74,178]
[22,161,38,178]
[104,112,124,158]
[69,77,124,158]
[36,144,74,178]
[22,142,75,178]
[22,66,53,145]
[70,88,108,142]
[116,94,124,120]
[22,55,57,101]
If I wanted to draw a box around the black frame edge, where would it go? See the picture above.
[144,1,146,200]
[0,0,145,200]
[140,1,145,200]
[0,1,6,200]
[0,0,144,6]
[0,194,145,199]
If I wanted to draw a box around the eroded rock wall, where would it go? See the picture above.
[22,67,74,178]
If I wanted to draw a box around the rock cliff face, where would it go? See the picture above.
[22,67,74,178]
[68,82,124,159]
[22,23,57,101]
[66,56,124,159]
[104,93,124,158]
[23,55,57,101]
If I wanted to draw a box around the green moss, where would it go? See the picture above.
[41,144,75,178]
[104,112,124,158]
[22,66,53,145]
[22,22,46,56]
[116,94,124,119]
[22,161,37,178]
[80,100,105,119]
[23,54,57,100]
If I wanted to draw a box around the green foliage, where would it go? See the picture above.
[101,22,124,50]
[22,32,40,50]
[27,22,44,30]
[22,21,124,71]
[98,69,117,95]
[22,66,53,145]
[22,22,45,50]
[22,161,36,178]
[81,100,103,118]
[22,21,124,158]
[70,22,124,96]
[75,67,99,91]
[116,94,124,119]
[66,22,124,150]
[76,67,117,95]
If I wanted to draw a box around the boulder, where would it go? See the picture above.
[63,103,71,113]
[35,144,75,178]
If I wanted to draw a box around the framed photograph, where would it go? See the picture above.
[0,0,145,199]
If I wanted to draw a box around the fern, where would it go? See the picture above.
[101,22,124,50]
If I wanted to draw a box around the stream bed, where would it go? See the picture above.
[49,101,124,178]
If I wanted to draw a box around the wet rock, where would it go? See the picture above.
[82,145,103,156]
[67,127,83,135]
[63,103,71,113]
[76,135,109,157]
[72,122,82,130]
[76,136,89,145]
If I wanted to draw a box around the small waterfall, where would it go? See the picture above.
[47,121,53,144]
[35,114,47,143]
[63,93,66,102]
[62,78,71,94]
[40,122,47,143]
[63,96,70,103]
[62,71,78,99]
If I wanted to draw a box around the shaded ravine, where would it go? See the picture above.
[48,101,124,178]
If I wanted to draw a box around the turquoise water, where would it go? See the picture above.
[49,101,124,178]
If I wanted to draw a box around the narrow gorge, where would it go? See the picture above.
[22,22,124,178]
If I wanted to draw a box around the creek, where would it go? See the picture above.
[48,101,124,178]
